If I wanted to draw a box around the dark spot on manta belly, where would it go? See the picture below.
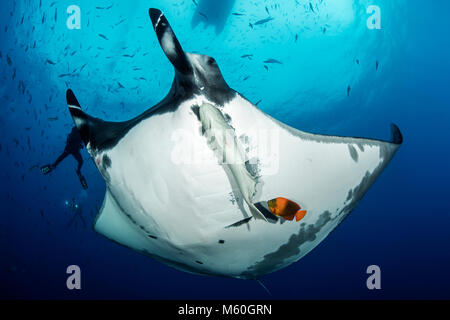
[195,260,204,264]
[346,189,353,201]
[240,211,333,279]
[191,105,200,120]
[339,155,391,225]
[341,171,375,223]
[102,154,112,168]
[348,145,358,162]
[218,239,225,244]
[224,113,232,123]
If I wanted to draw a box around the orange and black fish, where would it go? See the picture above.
[267,197,307,222]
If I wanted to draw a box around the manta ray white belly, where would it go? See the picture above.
[67,8,402,280]
[89,93,399,279]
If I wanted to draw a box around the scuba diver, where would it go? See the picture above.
[66,198,86,229]
[40,126,88,189]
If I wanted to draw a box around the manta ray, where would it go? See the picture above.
[66,8,402,279]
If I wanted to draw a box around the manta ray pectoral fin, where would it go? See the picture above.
[94,189,149,252]
[66,89,94,146]
[149,8,192,74]
[66,89,130,152]
[390,123,403,145]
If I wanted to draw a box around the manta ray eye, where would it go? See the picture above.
[207,57,216,66]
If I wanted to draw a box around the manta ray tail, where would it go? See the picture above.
[66,89,129,151]
[256,279,272,296]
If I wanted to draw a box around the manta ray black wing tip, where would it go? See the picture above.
[390,123,403,145]
[148,8,165,36]
[148,8,191,74]
[149,8,163,23]
[66,89,80,108]
[66,89,86,121]
[65,89,133,151]
[66,89,91,145]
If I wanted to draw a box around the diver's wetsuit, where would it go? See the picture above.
[41,127,88,189]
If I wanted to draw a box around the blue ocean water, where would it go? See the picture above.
[0,0,449,299]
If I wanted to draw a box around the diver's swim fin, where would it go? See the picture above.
[80,176,88,190]
[78,173,88,189]
[40,164,54,175]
